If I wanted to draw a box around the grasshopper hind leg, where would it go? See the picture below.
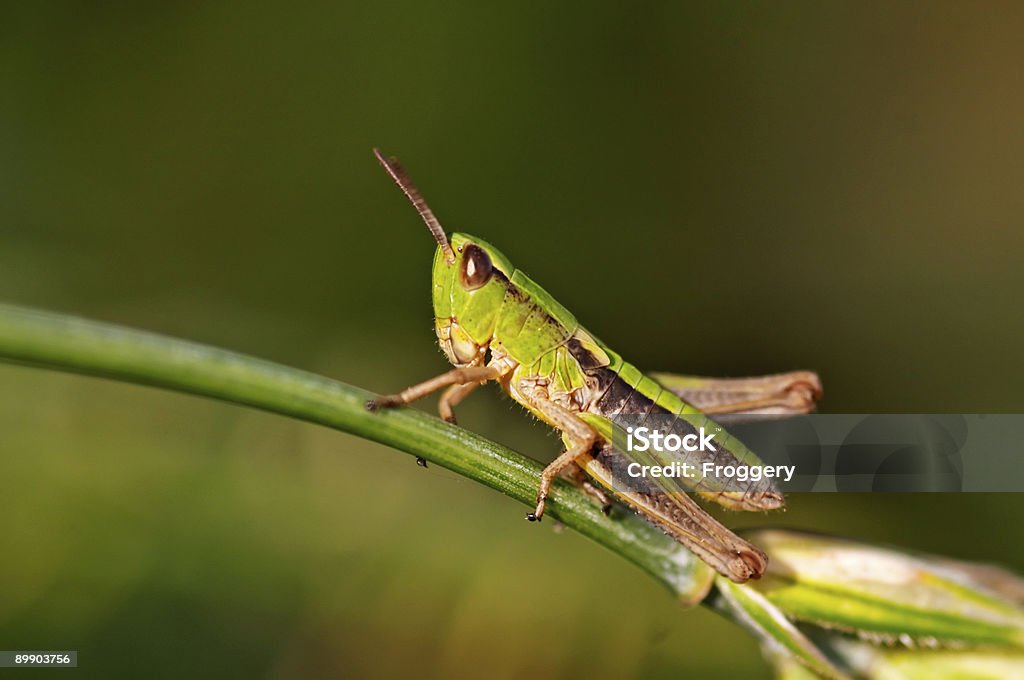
[567,463,613,514]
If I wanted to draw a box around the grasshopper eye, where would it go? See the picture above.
[460,244,493,290]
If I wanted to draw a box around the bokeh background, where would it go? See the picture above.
[3,3,1023,678]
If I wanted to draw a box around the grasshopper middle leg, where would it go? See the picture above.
[521,387,598,522]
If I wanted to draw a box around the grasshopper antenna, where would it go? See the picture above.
[373,148,456,265]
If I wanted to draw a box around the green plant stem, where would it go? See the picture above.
[0,303,711,602]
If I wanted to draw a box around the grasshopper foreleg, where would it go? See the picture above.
[367,365,502,413]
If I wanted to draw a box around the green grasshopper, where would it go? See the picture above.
[367,150,822,583]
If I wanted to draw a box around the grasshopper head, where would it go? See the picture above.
[432,233,515,366]
[374,148,515,367]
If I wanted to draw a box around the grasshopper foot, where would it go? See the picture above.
[416,457,429,468]
[366,396,400,411]
[736,548,768,581]
[527,496,548,522]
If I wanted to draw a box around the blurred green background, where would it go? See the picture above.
[2,3,1023,678]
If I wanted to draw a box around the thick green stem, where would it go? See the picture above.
[0,303,711,603]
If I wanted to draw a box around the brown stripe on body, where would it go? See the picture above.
[565,339,782,507]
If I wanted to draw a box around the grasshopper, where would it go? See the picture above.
[367,150,822,583]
